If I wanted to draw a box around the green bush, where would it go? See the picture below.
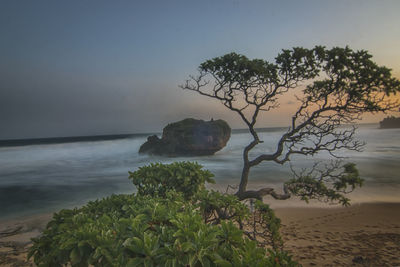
[29,193,297,266]
[194,189,249,225]
[252,200,283,250]
[29,162,300,267]
[129,161,214,199]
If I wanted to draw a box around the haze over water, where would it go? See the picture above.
[0,123,399,220]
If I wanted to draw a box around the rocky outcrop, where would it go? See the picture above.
[139,118,231,156]
[380,116,400,129]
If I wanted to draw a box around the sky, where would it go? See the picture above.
[1,0,400,139]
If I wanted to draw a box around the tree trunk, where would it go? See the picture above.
[236,187,291,201]
[236,161,291,201]
[237,163,250,196]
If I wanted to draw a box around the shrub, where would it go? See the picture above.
[29,162,300,266]
[129,161,214,199]
[29,192,299,266]
[194,189,249,225]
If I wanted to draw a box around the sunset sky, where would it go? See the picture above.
[1,0,399,139]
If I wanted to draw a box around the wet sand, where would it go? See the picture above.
[0,213,51,267]
[1,202,399,266]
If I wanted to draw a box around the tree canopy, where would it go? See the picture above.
[182,46,400,202]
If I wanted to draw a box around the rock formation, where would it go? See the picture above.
[379,116,400,129]
[139,118,231,156]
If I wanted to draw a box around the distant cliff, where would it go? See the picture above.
[380,116,400,129]
[139,118,231,156]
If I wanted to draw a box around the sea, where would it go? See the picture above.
[0,123,399,220]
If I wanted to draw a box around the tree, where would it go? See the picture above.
[181,46,400,203]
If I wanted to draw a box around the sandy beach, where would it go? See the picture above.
[276,202,400,266]
[1,202,399,267]
[0,213,51,267]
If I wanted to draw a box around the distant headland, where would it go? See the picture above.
[379,116,400,129]
[0,133,148,147]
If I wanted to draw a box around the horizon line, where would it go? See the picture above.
[0,122,381,147]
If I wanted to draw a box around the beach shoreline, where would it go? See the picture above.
[1,201,399,266]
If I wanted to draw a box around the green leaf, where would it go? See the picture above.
[69,247,81,265]
[181,242,194,252]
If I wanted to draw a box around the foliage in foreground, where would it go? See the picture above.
[29,162,299,267]
[129,161,215,200]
